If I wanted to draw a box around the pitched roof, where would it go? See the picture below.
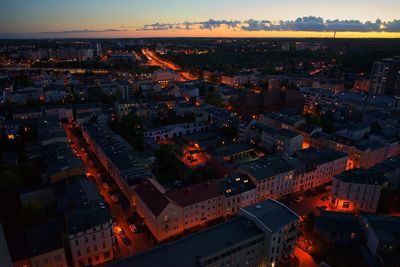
[165,180,221,207]
[134,181,170,216]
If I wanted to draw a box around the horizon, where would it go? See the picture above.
[1,0,400,38]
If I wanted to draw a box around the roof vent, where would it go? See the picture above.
[255,205,262,209]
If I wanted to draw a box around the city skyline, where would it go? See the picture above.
[1,0,400,38]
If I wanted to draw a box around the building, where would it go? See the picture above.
[370,155,400,188]
[218,174,257,217]
[165,180,224,230]
[329,136,387,169]
[330,169,387,213]
[359,214,400,263]
[238,157,295,200]
[7,219,68,267]
[369,57,400,96]
[144,122,210,141]
[0,224,12,267]
[240,199,299,267]
[314,210,361,245]
[288,148,348,192]
[55,177,114,267]
[212,142,255,162]
[107,199,299,267]
[245,121,303,156]
[82,123,153,202]
[300,87,337,114]
[134,180,184,242]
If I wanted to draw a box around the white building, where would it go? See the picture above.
[330,169,387,213]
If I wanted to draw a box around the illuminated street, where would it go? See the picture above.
[294,247,318,267]
[63,123,153,260]
[142,48,197,81]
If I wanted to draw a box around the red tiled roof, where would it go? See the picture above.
[134,181,170,216]
[165,180,222,207]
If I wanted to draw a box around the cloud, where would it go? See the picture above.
[137,19,241,31]
[138,17,400,32]
[39,28,127,34]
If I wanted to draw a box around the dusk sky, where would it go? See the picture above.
[1,0,400,38]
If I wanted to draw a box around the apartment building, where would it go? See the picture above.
[300,87,338,114]
[238,157,296,200]
[359,214,400,260]
[144,122,210,141]
[7,219,68,267]
[82,123,153,202]
[329,135,387,169]
[165,180,223,230]
[134,180,184,242]
[57,178,114,267]
[108,199,299,267]
[289,148,348,192]
[246,121,303,156]
[218,174,257,217]
[330,169,387,213]
[240,199,299,267]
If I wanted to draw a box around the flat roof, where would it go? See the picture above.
[240,199,298,233]
[107,217,263,267]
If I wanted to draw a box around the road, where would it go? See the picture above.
[63,122,153,260]
[286,190,332,217]
[294,247,319,267]
[142,48,197,81]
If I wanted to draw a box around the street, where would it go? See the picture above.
[285,189,332,217]
[63,122,153,260]
[142,48,197,81]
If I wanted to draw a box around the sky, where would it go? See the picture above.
[1,0,400,38]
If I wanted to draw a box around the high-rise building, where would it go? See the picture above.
[369,57,400,96]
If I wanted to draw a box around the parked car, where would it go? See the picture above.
[320,195,330,201]
[111,194,119,203]
[121,235,131,246]
[129,224,138,233]
[294,196,304,203]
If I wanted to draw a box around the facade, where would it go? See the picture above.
[240,199,299,267]
[330,169,387,213]
[144,122,210,141]
[246,121,303,156]
[218,174,257,217]
[359,214,400,258]
[288,148,348,192]
[134,180,184,242]
[58,178,114,267]
[107,199,299,267]
[7,219,68,267]
[82,123,153,201]
[329,136,387,169]
[300,87,337,114]
[0,224,12,267]
[369,57,400,96]
[238,157,295,200]
[166,181,223,230]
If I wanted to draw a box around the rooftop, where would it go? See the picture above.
[335,169,387,185]
[218,174,256,197]
[53,177,111,235]
[134,180,170,216]
[107,217,262,267]
[165,180,221,207]
[240,199,299,232]
[240,157,294,180]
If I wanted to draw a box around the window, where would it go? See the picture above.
[343,202,350,209]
